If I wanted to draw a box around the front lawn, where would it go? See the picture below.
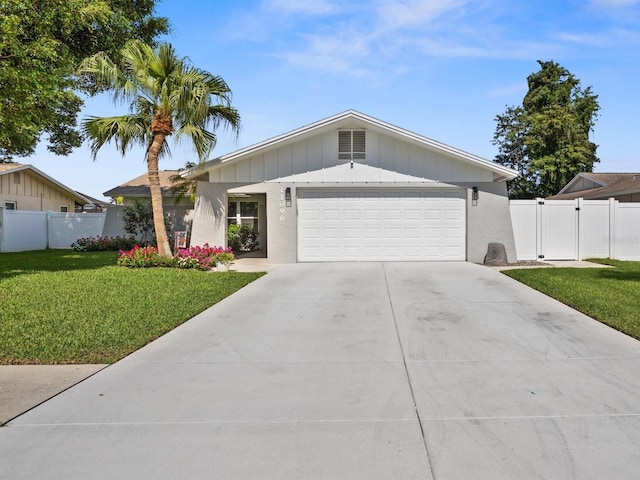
[0,250,264,364]
[503,259,640,340]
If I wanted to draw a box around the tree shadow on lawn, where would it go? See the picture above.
[593,267,640,283]
[0,250,117,280]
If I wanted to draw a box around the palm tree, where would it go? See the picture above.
[78,40,240,255]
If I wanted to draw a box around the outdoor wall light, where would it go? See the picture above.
[285,187,292,207]
[472,186,479,206]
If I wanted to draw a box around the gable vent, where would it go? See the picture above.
[338,130,366,161]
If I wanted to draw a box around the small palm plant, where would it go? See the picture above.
[78,40,240,255]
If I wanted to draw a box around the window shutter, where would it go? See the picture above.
[337,130,366,161]
[352,130,365,159]
[338,131,352,160]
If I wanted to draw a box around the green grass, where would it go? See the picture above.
[0,250,264,364]
[503,258,640,340]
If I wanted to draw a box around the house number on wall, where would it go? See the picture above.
[279,187,286,222]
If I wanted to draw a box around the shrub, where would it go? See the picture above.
[71,235,137,252]
[228,224,259,252]
[173,244,234,271]
[117,245,175,268]
[214,251,235,264]
[117,244,233,270]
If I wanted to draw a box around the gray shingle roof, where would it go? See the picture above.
[103,170,185,197]
[549,173,640,200]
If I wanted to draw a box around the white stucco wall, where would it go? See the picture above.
[458,182,517,263]
[189,113,517,264]
[191,180,516,264]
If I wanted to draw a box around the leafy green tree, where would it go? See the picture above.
[0,0,168,160]
[493,60,600,198]
[122,200,155,245]
[78,40,240,256]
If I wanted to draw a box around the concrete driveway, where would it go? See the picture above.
[2,262,640,479]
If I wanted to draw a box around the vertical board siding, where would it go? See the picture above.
[307,136,323,173]
[251,156,265,183]
[236,157,251,181]
[0,170,77,210]
[211,131,493,183]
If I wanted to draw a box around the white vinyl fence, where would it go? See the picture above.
[510,198,640,261]
[0,208,106,252]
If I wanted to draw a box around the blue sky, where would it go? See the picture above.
[32,0,640,201]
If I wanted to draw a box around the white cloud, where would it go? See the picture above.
[553,32,613,47]
[553,26,640,49]
[250,0,632,79]
[273,0,473,78]
[414,36,556,60]
[375,0,466,30]
[277,30,372,77]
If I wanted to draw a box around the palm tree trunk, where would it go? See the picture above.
[147,133,172,256]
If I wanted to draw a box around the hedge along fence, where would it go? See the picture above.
[0,207,106,252]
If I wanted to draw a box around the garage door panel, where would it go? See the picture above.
[343,227,361,238]
[298,189,465,261]
[363,227,381,238]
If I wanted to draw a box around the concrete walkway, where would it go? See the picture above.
[0,365,107,425]
[2,262,640,479]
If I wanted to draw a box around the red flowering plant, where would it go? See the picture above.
[117,245,174,268]
[117,243,233,270]
[212,246,235,264]
[173,244,234,271]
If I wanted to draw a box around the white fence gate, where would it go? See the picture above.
[510,198,640,261]
[0,208,106,253]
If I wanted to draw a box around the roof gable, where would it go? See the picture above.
[0,163,89,204]
[551,172,640,200]
[103,170,186,197]
[190,110,517,183]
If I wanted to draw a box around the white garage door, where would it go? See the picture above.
[297,188,466,261]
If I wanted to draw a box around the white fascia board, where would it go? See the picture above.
[3,164,90,204]
[191,111,355,175]
[356,113,518,181]
[190,110,518,181]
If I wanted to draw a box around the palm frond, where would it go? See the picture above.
[174,123,216,161]
[82,115,149,159]
[80,39,240,164]
[207,105,241,139]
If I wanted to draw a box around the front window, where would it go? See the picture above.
[60,205,69,213]
[227,200,259,229]
[4,201,16,210]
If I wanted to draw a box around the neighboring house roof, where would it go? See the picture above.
[549,172,640,200]
[103,170,188,198]
[0,163,89,204]
[76,192,110,208]
[185,110,518,182]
